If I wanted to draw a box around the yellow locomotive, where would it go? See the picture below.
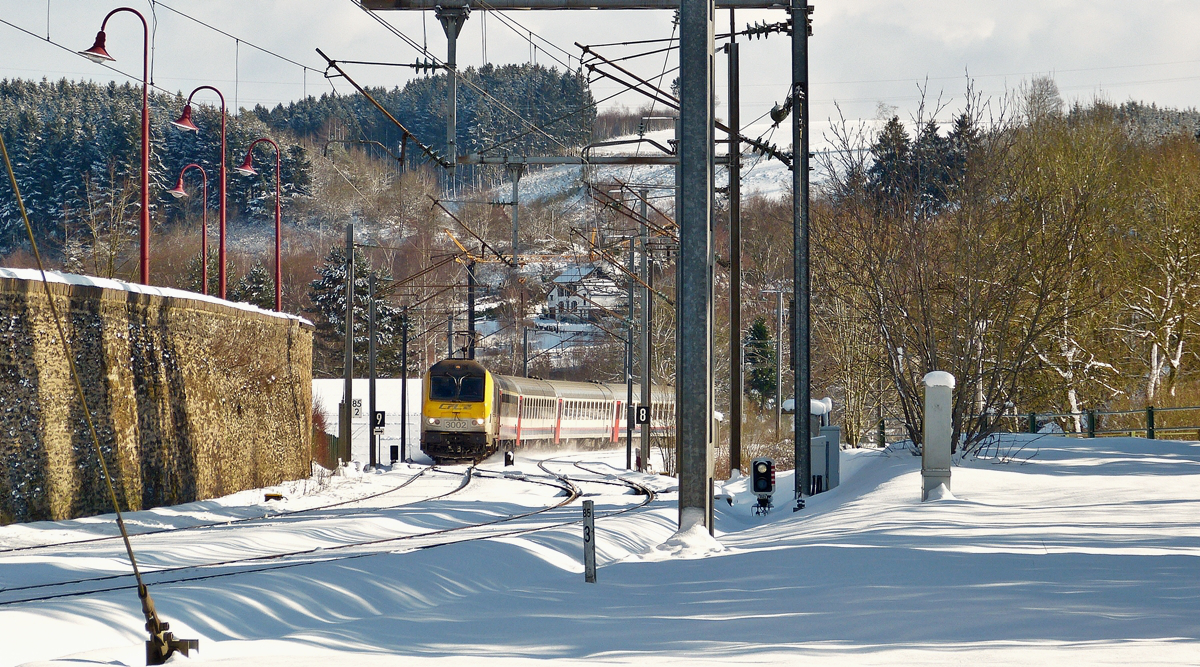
[421,358,675,462]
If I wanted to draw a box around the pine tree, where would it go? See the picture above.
[307,245,404,377]
[229,262,274,310]
[743,316,778,409]
[182,249,221,296]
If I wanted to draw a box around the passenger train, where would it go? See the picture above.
[421,358,675,462]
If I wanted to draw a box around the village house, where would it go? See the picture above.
[545,264,625,321]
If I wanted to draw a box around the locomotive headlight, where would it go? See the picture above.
[474,418,485,425]
[428,418,440,425]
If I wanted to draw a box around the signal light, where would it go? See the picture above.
[752,458,775,495]
[751,457,775,516]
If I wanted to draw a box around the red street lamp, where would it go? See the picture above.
[236,138,283,311]
[171,86,229,299]
[168,164,209,295]
[81,7,151,285]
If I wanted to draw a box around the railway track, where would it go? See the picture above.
[0,466,480,601]
[0,464,453,555]
[0,465,574,605]
[0,455,661,607]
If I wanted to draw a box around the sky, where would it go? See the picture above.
[1,0,1198,147]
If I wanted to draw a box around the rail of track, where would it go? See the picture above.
[0,464,472,555]
[0,465,575,605]
[542,459,658,512]
[0,463,453,551]
[1,457,660,607]
[0,465,479,600]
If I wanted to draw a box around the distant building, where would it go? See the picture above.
[546,264,624,320]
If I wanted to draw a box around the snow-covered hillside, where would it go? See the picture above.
[3,433,1198,665]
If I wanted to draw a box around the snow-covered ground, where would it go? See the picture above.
[3,433,1199,666]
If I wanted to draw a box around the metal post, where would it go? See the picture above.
[640,190,652,473]
[775,289,783,440]
[791,0,812,505]
[1028,412,1037,433]
[523,327,530,377]
[272,145,282,312]
[1087,408,1096,438]
[216,93,227,299]
[509,162,525,262]
[583,499,596,583]
[436,6,469,181]
[727,28,743,476]
[878,418,886,448]
[130,12,150,285]
[626,237,636,469]
[467,259,476,359]
[369,272,377,469]
[678,0,715,531]
[1147,406,1155,440]
[400,311,409,462]
[342,223,355,465]
[447,314,454,358]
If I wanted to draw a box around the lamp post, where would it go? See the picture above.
[167,164,209,295]
[235,138,282,311]
[80,7,151,285]
[171,86,228,299]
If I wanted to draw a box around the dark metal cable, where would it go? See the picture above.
[472,0,575,70]
[0,16,174,96]
[154,1,320,74]
[0,126,188,655]
[350,0,573,152]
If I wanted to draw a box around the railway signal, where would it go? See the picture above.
[751,457,775,515]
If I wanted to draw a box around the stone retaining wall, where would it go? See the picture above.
[0,273,312,524]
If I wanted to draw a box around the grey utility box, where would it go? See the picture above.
[819,424,841,491]
[808,427,841,494]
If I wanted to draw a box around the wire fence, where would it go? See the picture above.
[868,405,1200,447]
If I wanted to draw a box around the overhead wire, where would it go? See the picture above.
[0,16,176,96]
[153,1,321,76]
[473,0,576,71]
[350,0,572,153]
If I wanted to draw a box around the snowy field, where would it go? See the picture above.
[2,433,1198,666]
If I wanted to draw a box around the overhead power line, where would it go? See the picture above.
[0,16,177,95]
[350,0,573,152]
[153,1,321,75]
[472,0,576,70]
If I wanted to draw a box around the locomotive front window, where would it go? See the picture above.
[430,374,486,402]
[459,377,485,401]
[430,375,458,400]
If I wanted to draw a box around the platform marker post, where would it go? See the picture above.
[583,500,596,583]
